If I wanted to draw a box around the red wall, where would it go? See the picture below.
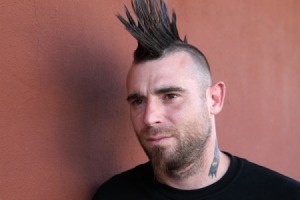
[1,0,299,199]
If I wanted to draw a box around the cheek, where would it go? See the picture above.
[130,109,143,131]
[167,101,205,126]
[165,102,191,121]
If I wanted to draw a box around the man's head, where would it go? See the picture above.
[126,50,225,176]
[118,0,225,176]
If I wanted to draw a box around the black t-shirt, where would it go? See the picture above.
[93,153,300,200]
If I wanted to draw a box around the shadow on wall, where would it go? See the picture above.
[45,33,129,197]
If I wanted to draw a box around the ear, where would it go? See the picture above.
[206,82,226,115]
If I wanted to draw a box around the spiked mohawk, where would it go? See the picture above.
[117,0,188,62]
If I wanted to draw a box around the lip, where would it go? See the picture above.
[146,136,173,145]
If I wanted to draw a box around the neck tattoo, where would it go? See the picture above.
[208,140,220,178]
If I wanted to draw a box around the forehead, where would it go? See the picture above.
[126,51,200,93]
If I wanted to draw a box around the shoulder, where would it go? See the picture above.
[239,157,299,184]
[92,162,153,200]
[235,156,300,197]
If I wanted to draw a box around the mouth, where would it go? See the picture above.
[145,136,173,146]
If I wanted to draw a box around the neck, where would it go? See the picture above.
[154,134,230,190]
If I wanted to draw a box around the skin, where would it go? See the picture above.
[126,50,230,190]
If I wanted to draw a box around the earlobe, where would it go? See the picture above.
[208,82,226,115]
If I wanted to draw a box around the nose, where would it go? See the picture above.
[143,98,163,127]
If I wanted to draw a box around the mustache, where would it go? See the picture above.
[141,126,177,137]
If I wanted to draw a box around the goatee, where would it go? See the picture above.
[139,123,211,178]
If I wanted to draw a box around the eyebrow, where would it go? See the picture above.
[126,86,186,102]
[154,86,186,94]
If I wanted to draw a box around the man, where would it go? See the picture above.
[93,0,300,199]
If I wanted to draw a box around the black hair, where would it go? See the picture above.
[117,0,212,85]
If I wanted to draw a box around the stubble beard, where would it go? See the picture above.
[136,116,212,179]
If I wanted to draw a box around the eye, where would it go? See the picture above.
[130,98,145,106]
[164,93,178,100]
